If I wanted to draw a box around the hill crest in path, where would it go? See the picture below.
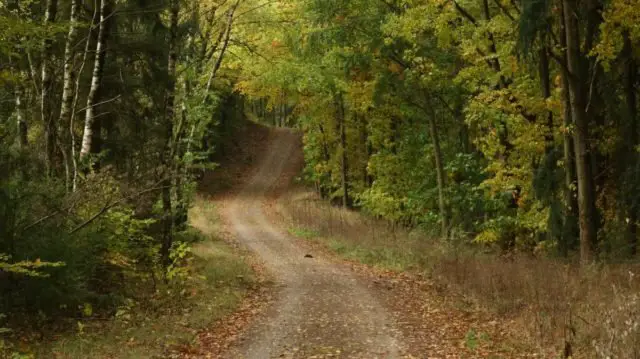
[198,121,303,198]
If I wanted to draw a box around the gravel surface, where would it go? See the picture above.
[221,129,405,359]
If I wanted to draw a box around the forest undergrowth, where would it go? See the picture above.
[9,198,256,359]
[278,188,640,358]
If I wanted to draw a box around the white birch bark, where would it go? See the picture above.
[16,85,27,148]
[41,0,58,172]
[71,0,99,190]
[58,0,81,135]
[79,0,111,159]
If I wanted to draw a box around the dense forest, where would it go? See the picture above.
[1,0,640,356]
[238,0,640,262]
[0,0,256,352]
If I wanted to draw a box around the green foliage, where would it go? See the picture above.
[166,241,191,281]
[234,0,640,264]
[0,0,254,348]
[0,254,64,278]
[464,328,491,352]
[36,227,255,358]
[288,227,320,239]
[2,0,640,352]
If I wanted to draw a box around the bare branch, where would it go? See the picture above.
[75,95,121,114]
[69,184,170,235]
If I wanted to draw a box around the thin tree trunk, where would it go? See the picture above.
[273,106,277,127]
[203,28,227,94]
[559,1,578,256]
[459,111,471,153]
[358,113,371,187]
[160,0,180,268]
[539,46,553,148]
[58,140,70,189]
[204,0,240,97]
[563,0,597,263]
[41,0,58,174]
[317,123,331,198]
[71,1,99,190]
[338,96,349,208]
[58,0,81,140]
[16,85,27,148]
[427,104,448,237]
[282,93,288,127]
[26,50,39,94]
[79,0,111,160]
[173,81,190,232]
[623,31,638,255]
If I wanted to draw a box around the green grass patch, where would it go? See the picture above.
[287,224,424,273]
[37,233,254,358]
[287,226,319,239]
[326,238,419,272]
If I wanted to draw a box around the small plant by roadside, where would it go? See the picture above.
[288,227,320,239]
[465,328,491,352]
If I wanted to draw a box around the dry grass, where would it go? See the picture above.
[276,188,640,358]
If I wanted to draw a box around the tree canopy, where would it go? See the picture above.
[1,0,640,353]
[234,0,640,262]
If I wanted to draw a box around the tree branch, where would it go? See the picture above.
[75,95,121,114]
[68,184,170,235]
[452,0,478,26]
[492,0,516,22]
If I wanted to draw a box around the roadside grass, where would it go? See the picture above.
[277,188,640,358]
[288,227,319,239]
[37,198,255,359]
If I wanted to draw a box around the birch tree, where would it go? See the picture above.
[41,0,58,173]
[58,0,81,142]
[80,0,112,160]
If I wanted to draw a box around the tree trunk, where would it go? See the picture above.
[58,0,81,141]
[359,113,372,187]
[173,79,191,232]
[71,3,99,190]
[558,0,578,256]
[15,85,27,148]
[338,96,349,208]
[79,0,111,160]
[563,0,598,263]
[204,0,239,97]
[623,31,638,256]
[41,0,58,173]
[539,46,553,148]
[459,113,471,153]
[427,105,448,237]
[282,93,288,127]
[160,0,180,268]
[317,123,331,199]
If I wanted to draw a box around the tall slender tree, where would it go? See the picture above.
[58,0,81,146]
[160,0,180,267]
[80,0,112,160]
[562,0,598,262]
[41,0,58,173]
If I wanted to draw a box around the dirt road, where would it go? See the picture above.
[221,129,405,359]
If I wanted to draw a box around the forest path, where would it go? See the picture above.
[220,128,406,359]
